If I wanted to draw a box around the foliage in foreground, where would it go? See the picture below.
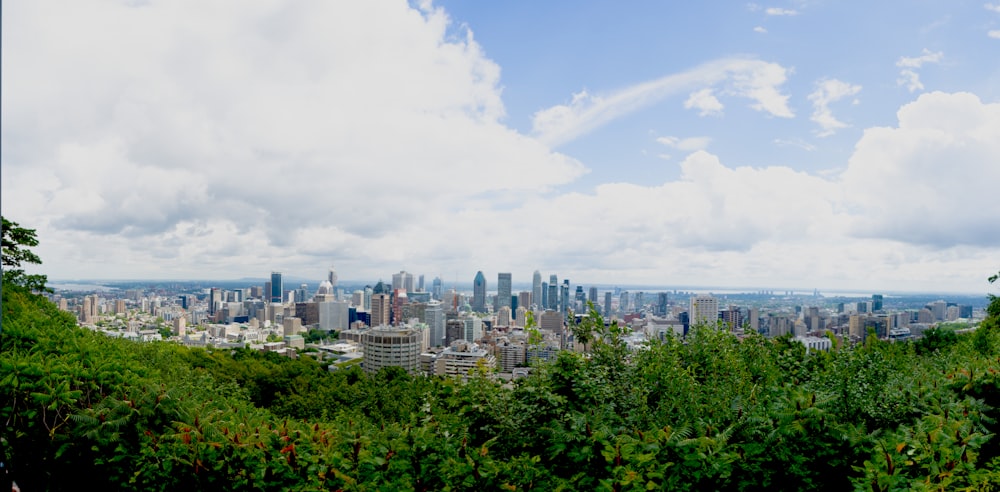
[4,283,1000,490]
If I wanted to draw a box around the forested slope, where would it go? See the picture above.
[4,281,1000,490]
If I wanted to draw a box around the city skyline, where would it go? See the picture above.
[3,1,999,294]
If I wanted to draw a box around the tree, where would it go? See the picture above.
[1,216,49,292]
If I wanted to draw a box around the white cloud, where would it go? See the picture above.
[4,2,997,293]
[531,58,793,146]
[754,26,768,33]
[765,7,798,16]
[841,92,1000,247]
[989,30,1000,39]
[985,3,1000,13]
[657,136,712,152]
[0,0,585,280]
[896,49,944,68]
[808,78,862,137]
[684,88,725,116]
[896,49,943,92]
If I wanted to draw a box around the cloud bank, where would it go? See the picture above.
[2,1,998,293]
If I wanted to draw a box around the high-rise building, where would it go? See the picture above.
[690,295,719,328]
[392,270,414,293]
[872,294,884,312]
[432,277,442,300]
[588,287,598,305]
[496,306,513,328]
[604,292,612,316]
[619,291,630,314]
[532,271,542,310]
[656,293,669,316]
[927,300,947,321]
[548,275,558,310]
[497,273,512,310]
[539,309,563,332]
[425,301,446,347]
[391,289,409,325]
[472,271,487,312]
[173,316,186,336]
[318,300,350,332]
[209,287,223,315]
[463,316,483,343]
[370,293,391,327]
[270,272,283,304]
[722,307,743,332]
[518,292,532,314]
[417,274,425,292]
[541,282,549,310]
[560,279,570,314]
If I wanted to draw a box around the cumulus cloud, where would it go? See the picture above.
[841,92,1000,247]
[989,30,1000,39]
[470,92,1000,290]
[896,49,943,92]
[0,0,585,279]
[985,3,1000,13]
[808,78,862,137]
[754,26,768,33]
[765,7,798,15]
[4,2,997,292]
[532,58,793,146]
[684,88,725,116]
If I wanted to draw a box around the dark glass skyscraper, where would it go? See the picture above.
[270,272,283,303]
[498,273,512,310]
[473,271,487,312]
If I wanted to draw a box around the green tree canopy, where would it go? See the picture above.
[2,216,49,292]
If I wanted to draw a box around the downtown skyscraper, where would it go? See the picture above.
[472,271,487,313]
[497,273,512,310]
[532,271,542,310]
[270,272,283,303]
[548,275,558,310]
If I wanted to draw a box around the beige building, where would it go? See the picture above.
[689,295,719,328]
[362,325,424,375]
[370,293,391,327]
[432,341,496,379]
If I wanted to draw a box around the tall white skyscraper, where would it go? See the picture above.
[690,295,719,328]
[425,301,446,347]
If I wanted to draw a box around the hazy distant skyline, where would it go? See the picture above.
[3,1,999,294]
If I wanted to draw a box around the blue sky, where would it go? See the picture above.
[2,0,999,294]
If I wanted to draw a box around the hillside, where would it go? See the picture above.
[4,281,1000,490]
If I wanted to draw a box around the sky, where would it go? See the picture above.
[2,0,1000,294]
